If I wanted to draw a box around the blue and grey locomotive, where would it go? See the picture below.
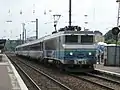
[15,26,97,72]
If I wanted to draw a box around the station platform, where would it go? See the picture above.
[95,64,120,77]
[0,54,28,90]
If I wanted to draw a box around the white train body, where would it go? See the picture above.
[15,30,97,71]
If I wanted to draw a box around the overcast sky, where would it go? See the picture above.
[0,0,119,39]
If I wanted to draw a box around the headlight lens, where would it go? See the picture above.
[70,52,73,55]
[89,52,92,55]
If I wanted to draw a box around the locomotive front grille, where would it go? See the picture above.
[64,60,74,64]
[79,61,87,64]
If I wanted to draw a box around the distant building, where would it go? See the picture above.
[94,31,104,43]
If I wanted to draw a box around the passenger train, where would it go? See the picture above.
[15,26,97,72]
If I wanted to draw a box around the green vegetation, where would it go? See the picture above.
[104,39,120,45]
[104,30,120,45]
[5,40,22,51]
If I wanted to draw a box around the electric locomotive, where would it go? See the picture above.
[15,26,97,72]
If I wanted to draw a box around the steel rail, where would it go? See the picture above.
[69,74,114,90]
[86,72,120,85]
[9,55,72,90]
[10,58,41,90]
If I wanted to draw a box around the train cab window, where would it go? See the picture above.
[65,35,78,43]
[81,35,93,44]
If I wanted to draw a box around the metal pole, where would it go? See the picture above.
[118,1,120,67]
[119,45,120,66]
[25,29,26,43]
[36,18,38,39]
[22,23,25,44]
[116,0,120,66]
[117,2,120,26]
[114,35,118,66]
[54,24,57,31]
[20,34,21,44]
[22,32,23,44]
[69,0,71,26]
[20,34,21,40]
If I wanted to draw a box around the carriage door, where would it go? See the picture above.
[58,36,61,59]
[42,42,46,58]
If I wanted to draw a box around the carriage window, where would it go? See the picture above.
[65,35,78,43]
[81,35,93,43]
[29,43,40,50]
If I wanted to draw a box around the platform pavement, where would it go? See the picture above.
[95,64,120,77]
[0,54,28,90]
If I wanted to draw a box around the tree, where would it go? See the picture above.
[104,30,120,44]
[104,30,114,41]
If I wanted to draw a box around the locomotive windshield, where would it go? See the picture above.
[81,35,93,43]
[65,35,78,43]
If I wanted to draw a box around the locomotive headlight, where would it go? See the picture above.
[70,52,73,55]
[89,52,92,55]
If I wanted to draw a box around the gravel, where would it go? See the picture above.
[7,54,111,90]
[13,62,39,90]
[80,75,120,90]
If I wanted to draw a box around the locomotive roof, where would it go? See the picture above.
[16,30,95,48]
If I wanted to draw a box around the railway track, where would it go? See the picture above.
[7,54,120,90]
[86,72,120,85]
[10,57,41,90]
[94,70,120,81]
[70,72,120,90]
[8,55,72,90]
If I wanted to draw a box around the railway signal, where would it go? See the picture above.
[112,27,120,35]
